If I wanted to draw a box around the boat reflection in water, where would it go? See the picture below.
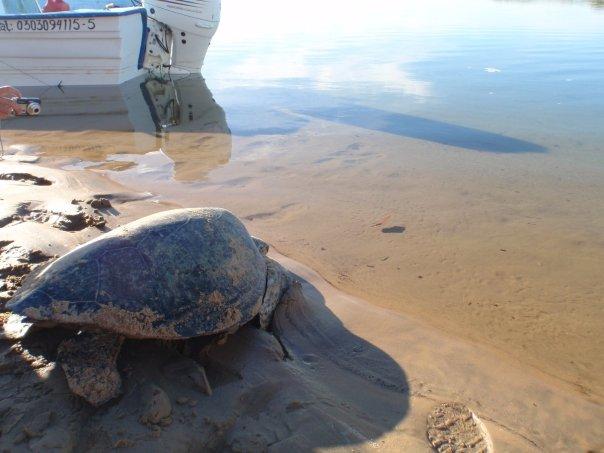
[7,75,231,183]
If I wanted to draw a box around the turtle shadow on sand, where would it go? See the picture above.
[0,207,409,451]
[268,280,411,451]
[0,279,410,452]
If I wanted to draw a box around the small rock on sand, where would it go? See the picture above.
[114,438,136,448]
[22,410,53,438]
[29,427,74,451]
[163,357,213,396]
[86,197,112,209]
[176,396,190,405]
[47,202,106,231]
[140,385,173,426]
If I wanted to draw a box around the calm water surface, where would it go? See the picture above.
[201,0,604,163]
[9,0,604,172]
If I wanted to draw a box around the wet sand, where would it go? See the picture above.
[207,121,604,403]
[1,157,603,450]
[17,116,602,404]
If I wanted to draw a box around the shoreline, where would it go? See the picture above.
[1,155,602,450]
[3,86,603,404]
[44,119,603,403]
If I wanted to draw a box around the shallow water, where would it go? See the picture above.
[9,0,604,169]
[4,0,604,401]
[203,0,604,161]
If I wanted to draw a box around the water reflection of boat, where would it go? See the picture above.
[6,75,232,182]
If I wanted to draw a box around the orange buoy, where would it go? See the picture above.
[43,0,71,12]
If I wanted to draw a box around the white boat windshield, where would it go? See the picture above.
[69,0,136,8]
[0,0,138,14]
[0,0,41,14]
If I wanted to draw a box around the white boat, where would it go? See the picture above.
[0,0,220,87]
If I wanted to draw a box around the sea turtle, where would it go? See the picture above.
[5,208,291,405]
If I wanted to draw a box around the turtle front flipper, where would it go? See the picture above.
[57,331,124,406]
[259,258,292,330]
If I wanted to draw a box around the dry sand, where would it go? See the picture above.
[0,152,603,450]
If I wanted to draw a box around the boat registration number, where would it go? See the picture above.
[0,18,96,32]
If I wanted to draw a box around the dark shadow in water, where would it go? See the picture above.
[300,105,547,153]
[213,85,546,153]
[225,109,308,137]
[12,82,545,157]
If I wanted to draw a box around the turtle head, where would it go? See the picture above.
[258,257,291,330]
[252,236,269,256]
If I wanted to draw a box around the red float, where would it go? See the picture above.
[42,0,71,12]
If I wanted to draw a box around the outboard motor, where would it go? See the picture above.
[143,0,220,73]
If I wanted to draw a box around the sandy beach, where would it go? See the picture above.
[1,146,602,450]
[1,0,603,450]
[8,112,602,404]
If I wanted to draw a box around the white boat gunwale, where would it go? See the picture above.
[0,7,150,71]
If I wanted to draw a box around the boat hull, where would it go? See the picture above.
[0,8,148,87]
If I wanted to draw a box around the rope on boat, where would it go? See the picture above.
[0,59,57,92]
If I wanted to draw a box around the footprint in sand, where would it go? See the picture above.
[0,241,53,306]
[427,402,493,453]
[0,174,113,232]
[0,172,52,186]
[0,199,108,232]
